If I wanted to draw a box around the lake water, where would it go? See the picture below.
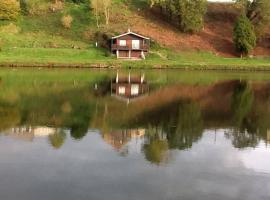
[0,68,270,200]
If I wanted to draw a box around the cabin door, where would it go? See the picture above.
[132,40,140,50]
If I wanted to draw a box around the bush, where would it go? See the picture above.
[0,23,20,34]
[94,31,112,49]
[0,0,20,20]
[233,14,256,56]
[50,1,64,12]
[61,14,73,29]
[26,0,50,16]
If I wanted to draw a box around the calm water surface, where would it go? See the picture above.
[0,69,270,200]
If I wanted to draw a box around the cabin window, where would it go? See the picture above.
[119,40,127,46]
[132,40,140,49]
[119,86,126,95]
[131,84,139,95]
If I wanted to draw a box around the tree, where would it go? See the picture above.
[234,0,270,38]
[91,0,102,28]
[175,0,207,33]
[0,0,20,20]
[102,0,111,25]
[148,0,207,33]
[233,14,256,55]
[90,0,111,27]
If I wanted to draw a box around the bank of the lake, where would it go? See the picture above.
[1,48,270,71]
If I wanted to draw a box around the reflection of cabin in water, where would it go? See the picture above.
[111,72,149,103]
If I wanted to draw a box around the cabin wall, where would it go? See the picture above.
[116,35,144,49]
[119,51,129,58]
[131,51,142,58]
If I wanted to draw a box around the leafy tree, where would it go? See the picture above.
[234,0,270,38]
[0,0,20,20]
[175,0,207,33]
[233,14,256,55]
[148,0,207,33]
[48,130,67,149]
[90,0,111,27]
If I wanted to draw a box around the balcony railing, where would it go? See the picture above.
[111,44,149,51]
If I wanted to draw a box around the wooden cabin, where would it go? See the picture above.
[111,30,150,59]
[111,73,149,102]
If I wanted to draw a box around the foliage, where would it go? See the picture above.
[0,0,20,20]
[175,0,207,33]
[90,0,112,27]
[0,23,20,34]
[234,0,270,38]
[94,31,111,49]
[48,130,67,149]
[231,81,254,127]
[25,0,51,16]
[148,0,207,33]
[61,14,73,29]
[233,14,256,55]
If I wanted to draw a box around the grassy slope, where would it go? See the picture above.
[0,1,270,69]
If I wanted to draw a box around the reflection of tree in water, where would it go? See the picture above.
[65,100,93,140]
[0,100,20,131]
[48,129,67,149]
[166,102,203,150]
[227,81,270,148]
[135,99,203,164]
[231,81,254,127]
[15,87,94,142]
[142,127,169,165]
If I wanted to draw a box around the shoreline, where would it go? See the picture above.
[1,62,270,72]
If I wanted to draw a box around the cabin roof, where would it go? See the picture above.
[112,30,150,40]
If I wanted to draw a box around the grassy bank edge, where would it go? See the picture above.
[1,61,270,71]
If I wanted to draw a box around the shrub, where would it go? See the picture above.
[233,14,256,56]
[0,23,20,34]
[94,31,111,49]
[61,15,73,29]
[50,1,64,12]
[0,0,20,20]
[26,0,50,16]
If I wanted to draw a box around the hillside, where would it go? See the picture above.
[0,0,270,67]
[123,2,270,57]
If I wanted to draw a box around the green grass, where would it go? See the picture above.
[1,47,270,70]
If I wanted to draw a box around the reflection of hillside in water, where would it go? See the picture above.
[0,78,270,164]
